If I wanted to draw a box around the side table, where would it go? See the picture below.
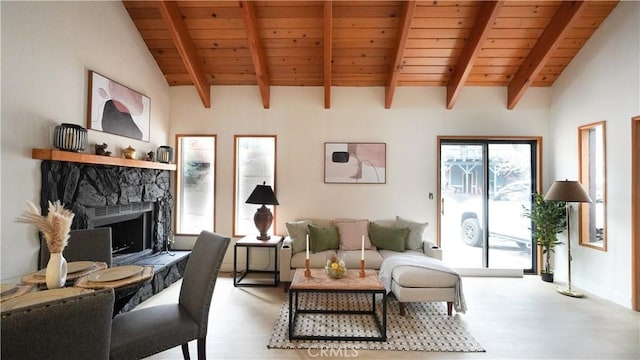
[234,235,283,287]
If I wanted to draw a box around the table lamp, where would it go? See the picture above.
[544,179,592,297]
[245,181,279,240]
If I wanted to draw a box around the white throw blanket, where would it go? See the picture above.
[378,254,467,313]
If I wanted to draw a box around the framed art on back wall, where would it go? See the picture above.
[87,71,150,142]
[324,142,386,184]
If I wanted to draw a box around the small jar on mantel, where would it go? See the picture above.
[123,146,136,159]
[156,146,174,164]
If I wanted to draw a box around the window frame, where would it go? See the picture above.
[437,136,542,274]
[233,135,277,238]
[578,121,607,251]
[174,134,217,236]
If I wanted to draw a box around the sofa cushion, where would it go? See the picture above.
[285,220,312,254]
[338,250,384,269]
[333,219,374,250]
[291,250,337,269]
[391,265,458,288]
[378,249,424,259]
[368,222,409,252]
[395,216,428,251]
[308,224,339,253]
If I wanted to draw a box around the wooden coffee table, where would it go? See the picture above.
[288,268,387,341]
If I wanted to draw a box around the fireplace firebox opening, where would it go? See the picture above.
[85,202,154,264]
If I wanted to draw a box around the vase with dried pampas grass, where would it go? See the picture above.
[16,200,75,289]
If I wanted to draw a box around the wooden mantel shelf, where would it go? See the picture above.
[32,149,177,171]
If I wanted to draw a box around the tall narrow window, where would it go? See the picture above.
[234,135,277,237]
[579,121,607,250]
[176,135,216,235]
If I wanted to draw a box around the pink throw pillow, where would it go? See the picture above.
[334,220,374,250]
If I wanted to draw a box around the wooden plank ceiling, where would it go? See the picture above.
[123,0,618,109]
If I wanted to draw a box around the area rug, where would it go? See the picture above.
[267,292,485,352]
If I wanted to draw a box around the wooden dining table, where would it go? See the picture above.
[75,265,154,315]
[1,262,154,316]
[19,261,109,286]
[0,284,33,303]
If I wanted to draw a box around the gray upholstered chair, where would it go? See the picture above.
[109,230,230,360]
[1,288,115,360]
[40,227,113,268]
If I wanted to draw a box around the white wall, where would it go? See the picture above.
[0,1,170,279]
[170,85,550,269]
[548,2,640,308]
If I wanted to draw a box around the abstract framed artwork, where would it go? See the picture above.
[324,142,386,184]
[87,71,150,142]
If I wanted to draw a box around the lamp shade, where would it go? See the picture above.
[245,182,279,205]
[544,180,592,203]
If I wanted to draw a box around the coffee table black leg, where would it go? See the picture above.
[382,292,387,340]
[289,291,293,340]
[289,290,300,340]
[372,293,376,314]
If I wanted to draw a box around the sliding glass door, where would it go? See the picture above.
[439,139,538,272]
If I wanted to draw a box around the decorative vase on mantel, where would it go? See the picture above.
[46,252,68,289]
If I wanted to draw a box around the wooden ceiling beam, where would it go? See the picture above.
[385,1,416,109]
[240,1,270,109]
[324,1,332,109]
[157,1,210,108]
[507,1,587,110]
[446,1,504,110]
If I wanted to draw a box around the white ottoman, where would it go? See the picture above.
[390,265,458,316]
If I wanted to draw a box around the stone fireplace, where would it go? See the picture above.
[39,160,172,265]
[33,152,189,313]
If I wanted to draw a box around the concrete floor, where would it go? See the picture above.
[139,273,639,359]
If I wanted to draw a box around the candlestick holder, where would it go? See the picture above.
[305,259,311,278]
[359,259,366,278]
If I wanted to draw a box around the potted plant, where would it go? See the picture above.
[522,192,567,282]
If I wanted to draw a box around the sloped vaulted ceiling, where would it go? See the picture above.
[123,0,618,109]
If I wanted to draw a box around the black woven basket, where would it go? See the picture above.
[53,123,88,152]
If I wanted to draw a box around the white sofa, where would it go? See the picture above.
[279,219,460,315]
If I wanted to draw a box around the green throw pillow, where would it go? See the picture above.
[396,216,428,250]
[368,222,409,252]
[307,224,339,253]
[285,220,312,254]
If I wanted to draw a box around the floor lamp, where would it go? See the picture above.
[544,180,592,298]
